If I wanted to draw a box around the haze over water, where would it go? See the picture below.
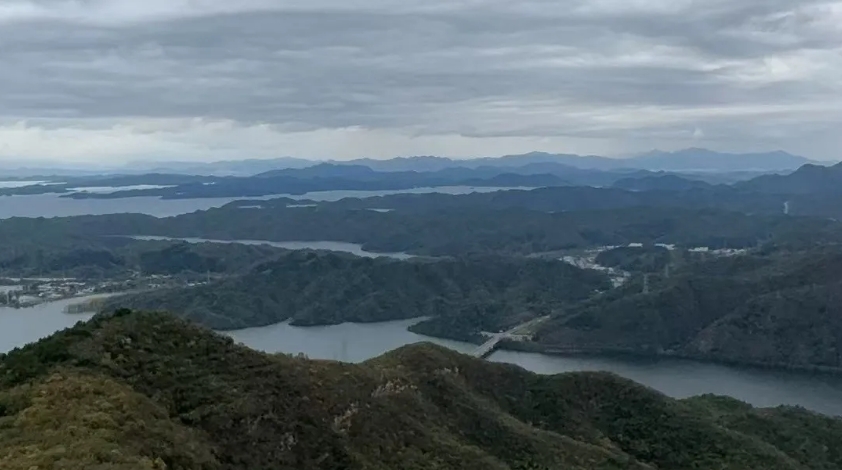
[0,186,526,219]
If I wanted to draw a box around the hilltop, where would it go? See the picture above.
[184,148,819,173]
[102,251,610,340]
[737,162,842,195]
[533,246,842,371]
[2,148,818,180]
[2,311,842,469]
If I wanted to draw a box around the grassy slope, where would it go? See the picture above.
[0,311,839,470]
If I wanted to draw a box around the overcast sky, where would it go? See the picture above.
[1,0,841,163]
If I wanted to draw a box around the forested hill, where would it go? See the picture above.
[4,152,785,200]
[3,203,840,260]
[103,252,610,338]
[11,166,842,220]
[0,238,290,278]
[533,247,842,371]
[61,172,568,200]
[737,161,842,194]
[2,311,842,470]
[611,174,715,191]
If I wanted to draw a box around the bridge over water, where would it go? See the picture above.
[472,334,507,358]
[470,316,548,358]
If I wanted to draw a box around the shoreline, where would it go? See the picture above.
[497,339,842,377]
[21,292,842,378]
[210,313,842,377]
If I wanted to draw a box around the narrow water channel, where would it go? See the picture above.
[4,298,842,417]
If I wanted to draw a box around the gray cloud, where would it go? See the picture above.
[0,0,841,160]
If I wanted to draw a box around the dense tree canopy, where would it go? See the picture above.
[2,201,838,260]
[105,252,610,337]
[535,247,842,370]
[2,311,841,469]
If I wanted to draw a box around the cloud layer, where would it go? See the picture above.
[1,0,841,162]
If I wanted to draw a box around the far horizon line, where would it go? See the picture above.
[0,147,835,170]
[123,147,834,166]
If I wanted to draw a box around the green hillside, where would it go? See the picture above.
[1,311,841,469]
[103,252,610,340]
[534,247,842,370]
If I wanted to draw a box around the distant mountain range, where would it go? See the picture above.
[0,148,826,178]
[255,162,641,187]
[737,161,842,194]
[627,148,816,172]
[329,149,820,174]
[129,157,315,176]
[5,150,837,202]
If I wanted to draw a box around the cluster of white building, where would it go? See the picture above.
[559,242,749,289]
[560,253,631,288]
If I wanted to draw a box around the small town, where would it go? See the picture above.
[560,243,750,289]
[0,274,204,309]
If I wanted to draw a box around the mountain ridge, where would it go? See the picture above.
[532,247,842,371]
[2,149,826,178]
[629,148,815,172]
[737,161,842,194]
[2,310,842,469]
[330,149,820,173]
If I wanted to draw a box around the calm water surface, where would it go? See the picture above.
[3,297,842,416]
[0,194,260,219]
[68,184,176,193]
[0,296,101,352]
[488,350,842,417]
[7,182,839,414]
[287,186,533,202]
[225,319,475,362]
[0,181,49,188]
[0,186,529,219]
